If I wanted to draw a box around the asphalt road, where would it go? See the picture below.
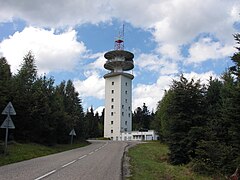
[0,140,132,180]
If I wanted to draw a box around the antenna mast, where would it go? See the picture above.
[114,24,124,50]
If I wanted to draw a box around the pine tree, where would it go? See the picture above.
[65,80,84,140]
[132,103,152,130]
[30,75,56,144]
[0,57,12,140]
[98,108,104,137]
[155,90,174,142]
[166,75,206,164]
[12,51,37,141]
[0,57,11,111]
[193,34,240,175]
[85,107,99,138]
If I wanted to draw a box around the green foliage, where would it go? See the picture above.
[84,107,100,138]
[192,140,235,176]
[128,142,211,180]
[98,108,104,137]
[0,51,89,145]
[164,75,206,164]
[132,103,154,130]
[155,90,174,142]
[0,141,90,166]
[154,33,240,176]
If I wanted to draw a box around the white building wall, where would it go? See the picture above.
[121,130,159,141]
[120,75,132,134]
[104,74,132,140]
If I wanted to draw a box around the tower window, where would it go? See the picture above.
[111,105,114,109]
[111,98,114,102]
[111,130,113,133]
[125,121,127,125]
[111,121,113,125]
[122,112,124,116]
[125,82,128,86]
[128,113,131,117]
[125,91,127,94]
[128,106,130,111]
[122,105,124,109]
[111,112,114,116]
[125,99,127,103]
[112,82,114,85]
[111,90,114,94]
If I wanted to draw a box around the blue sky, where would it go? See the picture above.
[0,0,239,112]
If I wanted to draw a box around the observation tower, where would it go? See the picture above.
[103,25,134,141]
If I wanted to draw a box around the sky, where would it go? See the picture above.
[0,0,239,113]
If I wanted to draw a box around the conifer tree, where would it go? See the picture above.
[12,51,38,141]
[165,75,206,164]
[0,57,11,109]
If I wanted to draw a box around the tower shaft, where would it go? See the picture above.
[103,50,134,141]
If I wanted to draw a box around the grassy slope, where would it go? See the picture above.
[128,142,211,180]
[0,141,90,166]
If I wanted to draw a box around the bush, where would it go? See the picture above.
[192,140,237,176]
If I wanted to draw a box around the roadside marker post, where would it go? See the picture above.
[69,129,76,145]
[1,102,16,155]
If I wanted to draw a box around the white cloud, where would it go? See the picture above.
[133,71,217,111]
[133,75,174,111]
[136,53,178,75]
[87,52,106,71]
[187,38,235,64]
[0,0,238,64]
[152,0,238,44]
[73,72,105,100]
[157,43,182,60]
[94,106,105,115]
[182,71,218,85]
[150,0,238,60]
[0,26,86,74]
[0,0,112,27]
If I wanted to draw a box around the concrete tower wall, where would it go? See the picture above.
[120,75,132,133]
[104,74,132,140]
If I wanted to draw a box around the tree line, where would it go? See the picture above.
[155,34,240,176]
[0,51,103,145]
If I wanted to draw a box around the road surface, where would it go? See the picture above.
[0,140,133,180]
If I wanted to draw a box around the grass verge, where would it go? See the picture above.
[127,142,211,180]
[0,141,90,166]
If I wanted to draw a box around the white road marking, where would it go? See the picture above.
[61,160,77,168]
[35,143,107,180]
[78,155,87,159]
[34,170,56,180]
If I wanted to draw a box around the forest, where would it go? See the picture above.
[0,51,104,145]
[155,33,240,176]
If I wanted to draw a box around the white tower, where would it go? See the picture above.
[104,26,134,141]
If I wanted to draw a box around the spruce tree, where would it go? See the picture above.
[0,57,12,140]
[166,75,206,164]
[12,51,37,141]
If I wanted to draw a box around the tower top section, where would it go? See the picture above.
[104,24,134,72]
[114,24,124,50]
[104,50,134,71]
